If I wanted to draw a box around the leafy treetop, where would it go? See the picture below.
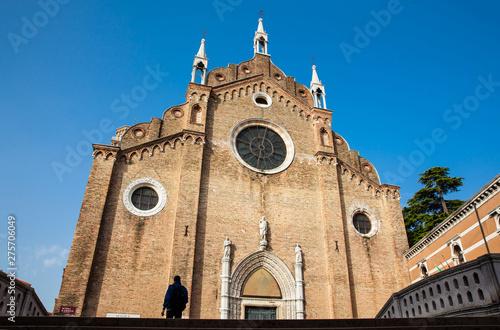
[403,167,464,247]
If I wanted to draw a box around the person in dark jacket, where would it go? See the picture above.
[161,275,188,319]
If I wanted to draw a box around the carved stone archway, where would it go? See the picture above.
[227,250,298,319]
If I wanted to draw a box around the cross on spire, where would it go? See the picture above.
[201,28,208,38]
[311,54,316,65]
[257,10,264,18]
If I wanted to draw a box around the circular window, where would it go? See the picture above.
[274,73,282,80]
[133,128,145,138]
[298,90,307,97]
[172,109,184,118]
[230,119,294,174]
[353,213,372,234]
[132,187,158,210]
[215,73,226,81]
[253,92,272,108]
[123,178,167,216]
[242,66,251,74]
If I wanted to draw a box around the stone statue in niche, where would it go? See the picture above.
[259,217,267,241]
[295,243,302,263]
[259,216,268,249]
[223,237,231,258]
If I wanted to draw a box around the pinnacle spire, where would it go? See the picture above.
[196,38,207,58]
[311,65,321,85]
[257,18,265,33]
[310,65,327,109]
[191,38,209,85]
[253,17,269,55]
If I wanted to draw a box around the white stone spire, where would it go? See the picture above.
[311,65,321,85]
[310,65,327,109]
[191,39,209,85]
[196,38,206,58]
[257,18,265,33]
[253,18,269,55]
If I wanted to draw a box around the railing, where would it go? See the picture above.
[376,254,500,318]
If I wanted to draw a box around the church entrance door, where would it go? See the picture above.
[245,306,277,319]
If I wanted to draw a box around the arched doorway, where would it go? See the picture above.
[225,250,301,319]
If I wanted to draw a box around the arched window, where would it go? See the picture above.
[315,88,323,108]
[320,128,330,147]
[191,104,202,124]
[453,245,465,264]
[420,264,428,278]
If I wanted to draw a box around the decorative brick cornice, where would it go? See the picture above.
[337,159,401,199]
[204,74,332,127]
[404,174,500,260]
[315,151,337,165]
[92,144,119,161]
[92,130,205,163]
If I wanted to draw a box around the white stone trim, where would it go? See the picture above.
[489,206,500,234]
[348,200,380,238]
[417,259,429,279]
[447,235,466,265]
[122,178,167,217]
[253,92,272,108]
[230,119,295,175]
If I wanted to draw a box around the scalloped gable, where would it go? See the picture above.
[205,53,314,107]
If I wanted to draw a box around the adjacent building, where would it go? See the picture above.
[0,271,49,317]
[404,174,500,283]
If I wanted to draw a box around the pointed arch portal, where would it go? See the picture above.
[225,250,299,319]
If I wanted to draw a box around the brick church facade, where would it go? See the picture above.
[54,19,410,319]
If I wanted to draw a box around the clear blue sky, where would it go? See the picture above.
[1,0,499,312]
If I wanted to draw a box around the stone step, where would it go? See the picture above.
[1,316,499,329]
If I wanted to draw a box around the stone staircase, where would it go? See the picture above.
[1,316,499,329]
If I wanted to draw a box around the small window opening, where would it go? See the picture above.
[420,265,428,278]
[353,213,371,234]
[320,128,330,146]
[454,245,465,264]
[473,272,480,284]
[191,104,202,124]
[255,97,268,105]
[478,289,485,300]
[315,88,323,107]
[132,187,158,211]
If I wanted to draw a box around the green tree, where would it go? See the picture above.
[403,167,465,247]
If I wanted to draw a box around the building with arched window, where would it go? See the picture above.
[0,271,48,317]
[54,18,410,319]
[405,173,500,283]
